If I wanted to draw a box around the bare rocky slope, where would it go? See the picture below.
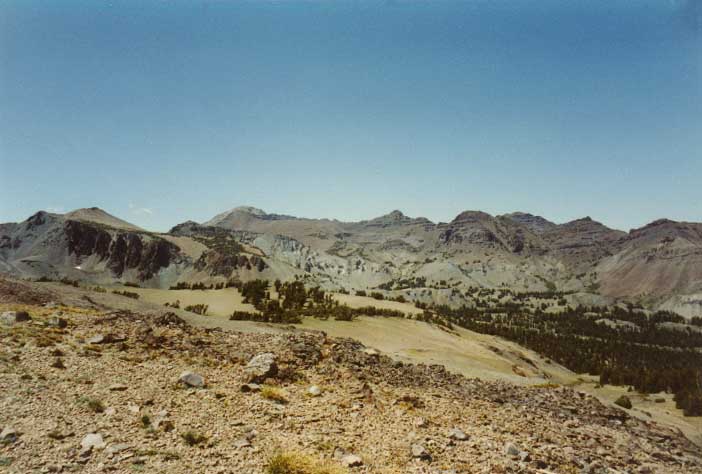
[1,278,701,473]
[2,206,702,315]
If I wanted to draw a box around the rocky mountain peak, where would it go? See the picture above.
[64,207,142,231]
[386,210,405,220]
[24,211,57,230]
[204,206,268,228]
[641,218,677,229]
[363,210,434,228]
[372,210,406,222]
[451,210,494,224]
[502,212,556,234]
[559,216,614,231]
[232,206,267,217]
[627,219,702,245]
[168,220,200,235]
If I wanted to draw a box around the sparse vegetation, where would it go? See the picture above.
[112,290,140,299]
[184,304,208,315]
[614,395,632,409]
[260,385,288,404]
[266,451,344,474]
[428,301,702,416]
[78,397,105,413]
[180,431,207,446]
[140,415,151,428]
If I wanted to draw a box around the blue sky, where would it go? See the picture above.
[1,0,700,232]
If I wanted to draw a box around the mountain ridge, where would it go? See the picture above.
[2,205,702,318]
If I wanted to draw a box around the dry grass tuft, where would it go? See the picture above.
[261,385,288,404]
[180,431,207,446]
[266,451,345,474]
[75,396,105,413]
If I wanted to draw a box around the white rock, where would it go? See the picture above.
[1,311,31,325]
[87,334,106,344]
[47,315,67,328]
[233,438,251,449]
[504,441,520,457]
[0,427,18,443]
[106,443,131,455]
[414,417,428,428]
[80,433,105,451]
[307,385,322,397]
[341,454,364,467]
[244,353,277,382]
[179,371,205,388]
[240,383,261,393]
[411,443,430,459]
[448,427,468,441]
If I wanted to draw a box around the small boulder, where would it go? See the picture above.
[87,334,106,344]
[240,383,261,393]
[411,443,431,460]
[0,427,18,444]
[341,454,364,467]
[448,428,468,441]
[233,438,252,449]
[47,315,68,329]
[243,426,257,441]
[179,371,205,388]
[151,410,174,432]
[413,417,428,428]
[80,433,105,452]
[504,441,520,457]
[290,342,322,364]
[1,311,31,325]
[87,333,125,345]
[105,443,131,455]
[244,353,277,382]
[307,385,322,397]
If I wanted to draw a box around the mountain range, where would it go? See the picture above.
[2,205,702,317]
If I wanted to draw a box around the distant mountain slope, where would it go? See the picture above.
[501,212,557,234]
[0,210,183,285]
[2,205,702,316]
[64,207,144,231]
[541,217,627,271]
[199,206,702,314]
[597,219,702,298]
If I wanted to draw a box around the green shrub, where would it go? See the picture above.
[181,431,207,446]
[112,290,139,299]
[614,395,632,409]
[77,397,105,413]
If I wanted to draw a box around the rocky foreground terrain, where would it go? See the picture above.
[1,280,701,474]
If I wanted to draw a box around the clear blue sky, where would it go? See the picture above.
[1,0,700,232]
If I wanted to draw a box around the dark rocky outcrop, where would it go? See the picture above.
[65,220,181,280]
